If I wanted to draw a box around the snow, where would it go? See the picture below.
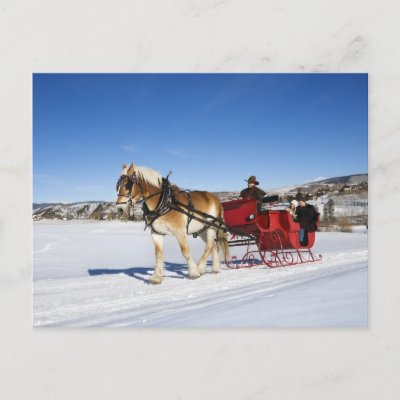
[33,220,368,327]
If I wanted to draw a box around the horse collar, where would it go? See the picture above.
[142,177,174,231]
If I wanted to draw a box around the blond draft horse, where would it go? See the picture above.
[116,162,229,284]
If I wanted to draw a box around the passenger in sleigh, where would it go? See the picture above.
[286,199,298,221]
[240,176,266,213]
[295,197,318,246]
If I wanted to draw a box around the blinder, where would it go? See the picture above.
[116,173,136,192]
[116,172,139,207]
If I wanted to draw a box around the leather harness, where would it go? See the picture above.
[116,172,227,238]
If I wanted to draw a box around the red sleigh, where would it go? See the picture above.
[222,198,322,268]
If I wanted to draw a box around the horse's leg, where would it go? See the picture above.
[176,231,200,279]
[149,233,165,284]
[211,240,221,274]
[197,232,208,276]
[197,228,215,275]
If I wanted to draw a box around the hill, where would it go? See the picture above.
[33,173,368,222]
[271,174,368,196]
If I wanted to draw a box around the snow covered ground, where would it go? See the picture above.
[33,221,368,328]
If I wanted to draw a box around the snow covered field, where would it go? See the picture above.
[33,221,368,328]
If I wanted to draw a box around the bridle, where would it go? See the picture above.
[116,172,164,207]
[116,172,141,206]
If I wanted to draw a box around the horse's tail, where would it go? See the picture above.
[216,204,230,262]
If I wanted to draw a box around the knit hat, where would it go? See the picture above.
[245,176,259,185]
[290,200,298,207]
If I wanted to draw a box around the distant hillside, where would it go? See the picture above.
[312,174,368,185]
[33,201,143,221]
[33,173,367,221]
[271,174,368,197]
[33,201,100,211]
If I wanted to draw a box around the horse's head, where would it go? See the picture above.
[115,162,142,215]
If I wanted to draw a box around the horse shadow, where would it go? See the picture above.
[87,261,212,283]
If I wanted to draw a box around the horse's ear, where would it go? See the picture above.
[127,162,136,175]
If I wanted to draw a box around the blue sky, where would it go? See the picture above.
[33,73,368,202]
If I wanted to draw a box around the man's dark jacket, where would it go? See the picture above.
[240,187,266,204]
[295,204,318,232]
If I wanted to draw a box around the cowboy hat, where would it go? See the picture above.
[245,176,259,185]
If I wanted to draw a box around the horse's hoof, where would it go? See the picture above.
[211,265,221,274]
[149,274,163,284]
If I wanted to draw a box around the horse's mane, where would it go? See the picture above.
[136,166,163,189]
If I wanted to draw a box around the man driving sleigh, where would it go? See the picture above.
[240,176,266,212]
